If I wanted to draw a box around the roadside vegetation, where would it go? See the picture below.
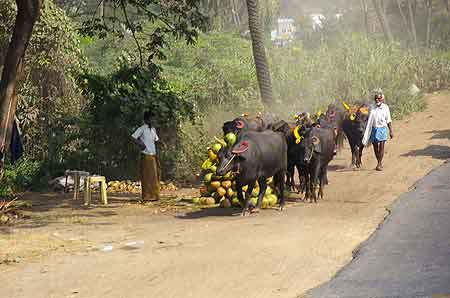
[2,0,450,196]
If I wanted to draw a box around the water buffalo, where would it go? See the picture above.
[216,130,287,215]
[342,103,370,168]
[274,120,308,194]
[317,104,346,153]
[222,113,280,135]
[303,127,335,202]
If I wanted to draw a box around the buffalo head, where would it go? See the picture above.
[216,140,249,176]
[303,131,321,163]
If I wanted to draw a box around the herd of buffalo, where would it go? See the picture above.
[217,102,370,216]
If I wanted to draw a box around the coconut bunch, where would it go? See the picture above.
[107,181,141,193]
[195,132,278,208]
[107,181,176,193]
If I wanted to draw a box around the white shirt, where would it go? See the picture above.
[131,124,159,155]
[368,103,392,128]
[362,103,392,146]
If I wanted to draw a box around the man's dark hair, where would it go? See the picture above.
[144,111,152,120]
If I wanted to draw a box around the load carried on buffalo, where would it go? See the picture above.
[196,131,277,209]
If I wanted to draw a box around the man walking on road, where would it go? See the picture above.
[363,89,394,171]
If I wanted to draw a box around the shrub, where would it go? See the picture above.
[0,158,42,197]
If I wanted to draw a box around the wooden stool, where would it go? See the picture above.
[64,170,90,200]
[84,175,108,206]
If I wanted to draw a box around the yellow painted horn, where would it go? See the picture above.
[293,126,302,144]
[339,99,351,111]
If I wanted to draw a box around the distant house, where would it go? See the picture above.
[272,18,296,47]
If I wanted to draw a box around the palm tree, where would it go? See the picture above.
[245,0,273,105]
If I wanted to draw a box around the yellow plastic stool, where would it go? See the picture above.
[84,176,108,206]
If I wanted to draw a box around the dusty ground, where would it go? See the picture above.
[1,92,450,298]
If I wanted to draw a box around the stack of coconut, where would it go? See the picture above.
[194,132,278,208]
[107,180,177,193]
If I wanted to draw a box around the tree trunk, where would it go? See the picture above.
[361,0,369,36]
[396,0,413,46]
[246,0,273,105]
[0,0,42,174]
[426,0,432,48]
[372,0,394,42]
[407,0,419,50]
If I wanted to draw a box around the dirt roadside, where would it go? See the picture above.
[1,92,450,298]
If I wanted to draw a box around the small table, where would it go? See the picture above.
[64,170,90,200]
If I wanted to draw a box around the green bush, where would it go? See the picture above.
[268,33,450,120]
[0,158,42,197]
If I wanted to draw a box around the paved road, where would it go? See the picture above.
[306,160,450,298]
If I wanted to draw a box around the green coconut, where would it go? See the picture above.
[211,143,222,154]
[204,173,213,183]
[224,132,237,146]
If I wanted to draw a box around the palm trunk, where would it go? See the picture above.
[396,0,413,44]
[407,0,419,50]
[361,0,369,36]
[0,0,41,174]
[372,0,394,42]
[246,0,273,105]
[426,0,432,48]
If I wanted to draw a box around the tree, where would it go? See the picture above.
[0,0,42,176]
[0,0,208,176]
[407,0,419,50]
[372,0,394,42]
[425,0,432,48]
[246,0,274,105]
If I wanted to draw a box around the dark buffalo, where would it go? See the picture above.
[222,113,280,135]
[216,130,287,215]
[342,103,369,168]
[274,120,308,194]
[317,104,346,153]
[303,127,335,202]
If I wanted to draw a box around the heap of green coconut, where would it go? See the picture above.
[193,132,278,208]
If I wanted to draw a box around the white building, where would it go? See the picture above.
[272,18,296,46]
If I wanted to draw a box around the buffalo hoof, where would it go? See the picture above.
[250,208,260,214]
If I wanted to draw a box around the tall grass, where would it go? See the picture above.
[162,32,450,180]
[269,33,441,119]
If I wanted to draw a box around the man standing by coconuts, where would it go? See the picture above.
[132,111,161,201]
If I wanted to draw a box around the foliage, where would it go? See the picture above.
[269,33,450,119]
[77,0,208,66]
[0,158,42,197]
[1,0,85,177]
[162,32,261,114]
[77,63,195,180]
[203,0,280,33]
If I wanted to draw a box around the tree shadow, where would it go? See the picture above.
[401,144,450,160]
[176,206,242,219]
[426,129,450,140]
[328,164,348,171]
[0,192,141,234]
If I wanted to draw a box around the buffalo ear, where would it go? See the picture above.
[312,136,321,153]
[235,120,245,129]
[231,140,249,155]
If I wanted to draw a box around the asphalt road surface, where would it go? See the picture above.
[306,160,450,298]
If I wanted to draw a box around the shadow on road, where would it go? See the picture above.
[175,207,241,219]
[401,144,450,160]
[426,129,450,140]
